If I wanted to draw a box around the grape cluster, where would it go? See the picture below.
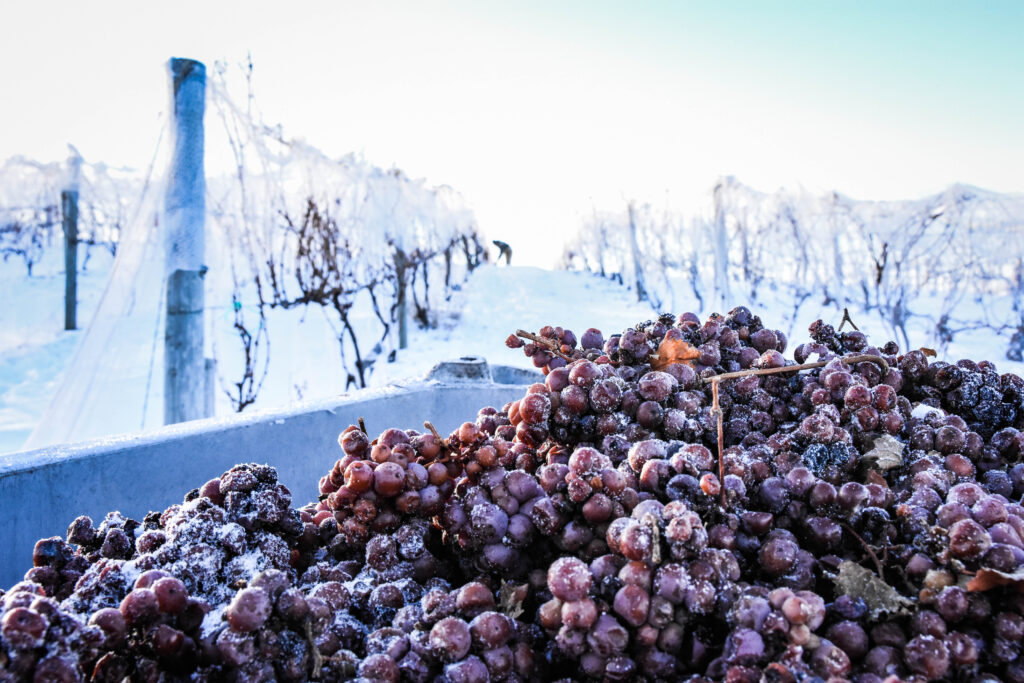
[0,464,320,681]
[0,579,104,682]
[363,578,539,682]
[317,424,457,554]
[4,306,1024,682]
[498,310,1024,681]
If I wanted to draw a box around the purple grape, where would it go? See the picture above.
[547,557,592,602]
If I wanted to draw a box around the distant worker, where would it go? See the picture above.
[492,239,512,265]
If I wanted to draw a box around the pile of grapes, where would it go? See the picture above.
[3,307,1024,682]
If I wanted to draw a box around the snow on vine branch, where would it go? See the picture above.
[0,151,137,276]
[206,59,486,405]
[562,178,1024,359]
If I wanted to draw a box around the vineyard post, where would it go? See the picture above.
[627,201,648,303]
[395,248,408,349]
[204,358,217,418]
[164,57,209,424]
[61,189,78,330]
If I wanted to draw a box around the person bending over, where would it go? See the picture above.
[492,239,512,265]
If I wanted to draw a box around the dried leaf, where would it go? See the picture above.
[863,434,905,472]
[920,347,938,358]
[498,580,528,619]
[863,469,888,487]
[651,338,700,370]
[966,567,1024,593]
[832,561,912,619]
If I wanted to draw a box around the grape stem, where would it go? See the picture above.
[305,618,324,679]
[423,421,442,441]
[711,380,727,509]
[423,421,453,462]
[642,512,662,565]
[838,307,860,331]
[358,417,367,434]
[514,329,574,361]
[701,353,889,386]
[707,354,890,510]
[840,521,884,579]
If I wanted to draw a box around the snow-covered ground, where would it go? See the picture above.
[4,254,1023,457]
[0,261,658,455]
[563,179,1024,364]
[0,247,113,453]
[367,265,659,387]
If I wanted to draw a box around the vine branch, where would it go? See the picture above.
[305,618,323,679]
[514,329,573,361]
[423,421,453,462]
[841,521,884,578]
[708,354,890,510]
[839,307,860,331]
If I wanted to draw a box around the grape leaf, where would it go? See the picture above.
[650,337,700,370]
[832,561,911,619]
[862,434,905,472]
[966,567,1024,593]
[863,469,888,486]
[499,580,528,619]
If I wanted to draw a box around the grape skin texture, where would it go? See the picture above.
[3,309,1024,681]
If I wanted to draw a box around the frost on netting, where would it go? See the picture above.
[0,150,136,277]
[0,146,162,450]
[205,61,486,410]
[21,146,167,449]
[20,61,487,447]
[562,178,1024,362]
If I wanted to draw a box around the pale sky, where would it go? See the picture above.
[1,1,1022,266]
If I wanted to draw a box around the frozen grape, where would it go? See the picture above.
[226,587,271,632]
[429,617,472,662]
[152,576,188,613]
[6,309,1024,683]
[547,556,592,602]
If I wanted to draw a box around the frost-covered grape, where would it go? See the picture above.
[8,310,1024,682]
[429,617,472,662]
[226,587,271,632]
[120,588,159,626]
[548,557,592,602]
[152,577,188,613]
[1,607,47,649]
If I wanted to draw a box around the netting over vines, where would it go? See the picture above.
[561,177,1024,359]
[18,61,487,448]
[206,61,487,407]
[0,150,139,276]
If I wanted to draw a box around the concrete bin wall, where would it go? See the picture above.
[0,358,539,589]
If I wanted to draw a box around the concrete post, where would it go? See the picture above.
[204,357,216,418]
[164,58,207,425]
[61,190,78,330]
[395,249,408,350]
[627,201,647,303]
